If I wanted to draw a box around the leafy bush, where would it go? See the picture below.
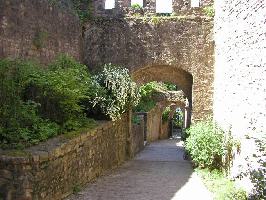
[0,56,95,149]
[89,64,140,121]
[162,107,171,122]
[134,81,163,112]
[72,0,93,22]
[164,82,177,91]
[185,119,224,169]
[0,58,138,149]
[31,55,93,131]
[131,3,142,10]
[203,5,215,17]
[132,115,142,124]
[181,128,189,141]
[0,60,59,148]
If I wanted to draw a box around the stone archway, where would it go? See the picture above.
[132,65,193,126]
[84,16,214,123]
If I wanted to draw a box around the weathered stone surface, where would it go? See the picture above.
[0,114,139,200]
[84,16,214,122]
[91,0,213,17]
[0,0,81,64]
[146,104,164,142]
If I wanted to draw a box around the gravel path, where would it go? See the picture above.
[67,138,213,200]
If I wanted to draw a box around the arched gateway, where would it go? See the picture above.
[84,1,214,123]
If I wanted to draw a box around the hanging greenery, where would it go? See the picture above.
[89,64,140,121]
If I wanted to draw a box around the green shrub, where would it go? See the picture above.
[0,58,138,148]
[131,3,142,10]
[0,60,59,148]
[185,119,224,169]
[132,115,142,124]
[89,64,140,121]
[31,55,93,131]
[0,56,95,149]
[203,5,215,17]
[134,81,163,112]
[162,107,171,122]
[181,128,189,141]
[164,82,177,91]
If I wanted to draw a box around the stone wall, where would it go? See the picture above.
[146,104,164,142]
[84,16,214,122]
[161,122,170,139]
[0,115,132,200]
[0,0,81,64]
[214,0,266,194]
[91,0,213,17]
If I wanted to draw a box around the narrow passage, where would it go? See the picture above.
[67,138,213,200]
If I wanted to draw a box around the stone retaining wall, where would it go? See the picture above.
[0,115,132,200]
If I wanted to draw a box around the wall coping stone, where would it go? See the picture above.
[0,120,116,164]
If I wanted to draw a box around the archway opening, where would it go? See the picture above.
[131,65,193,143]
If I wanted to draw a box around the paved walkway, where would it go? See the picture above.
[67,138,213,200]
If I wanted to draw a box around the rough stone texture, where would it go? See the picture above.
[214,0,266,193]
[145,103,175,142]
[91,0,213,17]
[161,121,170,139]
[84,16,214,122]
[67,139,213,200]
[146,104,163,142]
[0,0,81,64]
[0,115,135,200]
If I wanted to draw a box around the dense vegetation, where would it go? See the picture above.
[134,81,177,112]
[0,57,139,149]
[184,119,247,199]
[88,64,140,121]
[185,120,224,169]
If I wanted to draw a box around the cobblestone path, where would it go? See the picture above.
[67,138,213,200]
